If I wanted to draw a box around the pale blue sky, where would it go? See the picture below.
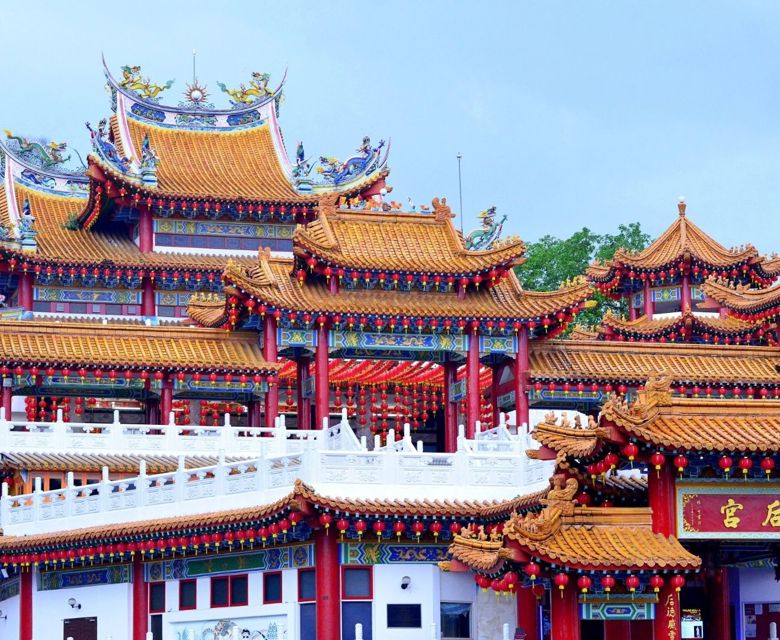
[2,1,779,251]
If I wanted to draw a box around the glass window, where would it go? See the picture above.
[298,569,315,601]
[441,602,471,639]
[342,567,372,599]
[48,477,62,491]
[231,575,248,606]
[387,604,422,628]
[211,576,229,607]
[179,579,196,610]
[149,582,165,613]
[263,572,282,604]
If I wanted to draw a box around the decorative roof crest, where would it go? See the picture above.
[3,130,70,169]
[217,72,274,106]
[432,197,453,222]
[465,206,508,250]
[119,65,174,102]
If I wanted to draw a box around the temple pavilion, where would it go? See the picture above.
[0,60,777,640]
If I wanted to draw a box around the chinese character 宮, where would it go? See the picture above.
[762,500,780,527]
[720,498,744,528]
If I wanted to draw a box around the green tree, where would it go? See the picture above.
[516,223,651,327]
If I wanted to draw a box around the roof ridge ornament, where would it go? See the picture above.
[678,196,686,217]
[3,130,71,169]
[119,65,174,102]
[465,205,508,250]
[432,197,453,222]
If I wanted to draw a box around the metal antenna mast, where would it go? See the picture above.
[457,152,464,234]
[192,49,197,84]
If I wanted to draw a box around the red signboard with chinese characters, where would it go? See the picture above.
[676,481,780,539]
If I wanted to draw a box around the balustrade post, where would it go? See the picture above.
[32,477,42,522]
[176,456,186,502]
[99,466,110,512]
[66,472,74,518]
[216,450,227,495]
[137,461,148,507]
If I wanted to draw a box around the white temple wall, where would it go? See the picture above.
[0,592,20,640]
[32,578,131,640]
[373,564,440,639]
[160,568,298,640]
[475,583,516,640]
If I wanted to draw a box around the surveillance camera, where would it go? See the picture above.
[67,598,81,610]
[401,576,411,590]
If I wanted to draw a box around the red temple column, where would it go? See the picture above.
[315,528,340,640]
[514,328,530,430]
[604,620,631,640]
[141,277,155,316]
[160,375,173,424]
[138,206,153,253]
[19,568,32,640]
[18,272,33,312]
[2,382,13,420]
[708,567,731,640]
[643,280,653,318]
[132,556,148,640]
[248,399,262,428]
[516,587,539,640]
[315,325,330,429]
[629,305,638,321]
[653,581,681,640]
[466,330,480,438]
[681,273,692,313]
[443,361,458,453]
[490,364,502,426]
[648,457,676,537]
[296,356,312,430]
[264,315,279,428]
[551,583,580,640]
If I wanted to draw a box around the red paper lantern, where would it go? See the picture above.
[625,575,640,593]
[503,571,519,592]
[336,518,349,538]
[670,575,685,592]
[718,455,733,476]
[650,452,665,472]
[553,572,569,596]
[476,574,491,591]
[577,575,592,593]
[673,454,688,476]
[649,575,664,593]
[524,562,540,581]
[761,456,776,477]
[600,574,615,593]
[372,520,386,540]
[411,521,425,538]
[738,457,753,477]
[623,443,639,462]
[430,521,443,539]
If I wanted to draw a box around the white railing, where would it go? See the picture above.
[0,413,552,536]
[0,408,361,458]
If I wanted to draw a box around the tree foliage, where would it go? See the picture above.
[516,223,651,327]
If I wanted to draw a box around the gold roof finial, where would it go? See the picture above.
[678,196,686,217]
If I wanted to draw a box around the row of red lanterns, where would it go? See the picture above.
[2,367,274,386]
[318,513,465,541]
[477,570,686,596]
[1,516,307,569]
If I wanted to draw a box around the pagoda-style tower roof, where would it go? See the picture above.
[78,61,390,229]
[598,308,769,345]
[193,253,592,334]
[701,278,780,319]
[588,200,780,293]
[294,197,525,278]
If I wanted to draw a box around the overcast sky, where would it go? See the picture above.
[2,1,779,251]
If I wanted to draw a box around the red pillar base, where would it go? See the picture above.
[20,569,32,640]
[551,585,580,640]
[315,529,340,640]
[516,587,539,640]
[132,556,148,640]
[604,620,631,640]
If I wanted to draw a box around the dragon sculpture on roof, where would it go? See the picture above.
[119,65,174,100]
[216,72,274,106]
[465,206,508,250]
[3,130,70,168]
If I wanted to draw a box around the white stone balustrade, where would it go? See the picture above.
[0,411,551,536]
[0,408,358,458]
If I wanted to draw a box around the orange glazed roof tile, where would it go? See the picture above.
[588,202,775,279]
[531,414,608,459]
[7,183,255,271]
[0,480,545,551]
[702,279,780,314]
[295,198,526,275]
[218,255,592,323]
[528,338,780,386]
[0,319,277,373]
[600,310,760,339]
[600,377,780,453]
[448,477,699,572]
[121,117,310,202]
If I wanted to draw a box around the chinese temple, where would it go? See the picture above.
[0,60,777,640]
